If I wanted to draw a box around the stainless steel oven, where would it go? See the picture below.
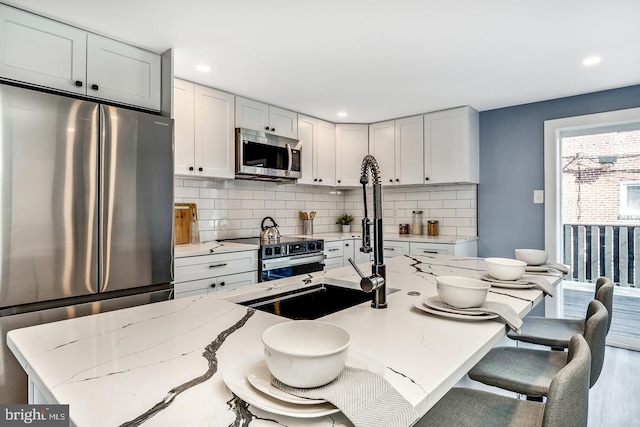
[235,128,302,180]
[223,237,325,282]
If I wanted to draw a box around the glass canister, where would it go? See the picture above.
[412,211,423,235]
[427,220,439,236]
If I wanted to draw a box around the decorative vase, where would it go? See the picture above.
[342,225,351,233]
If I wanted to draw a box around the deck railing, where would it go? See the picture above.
[563,224,639,287]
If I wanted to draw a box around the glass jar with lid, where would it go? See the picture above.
[427,220,439,236]
[412,211,423,235]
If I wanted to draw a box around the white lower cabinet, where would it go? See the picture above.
[174,250,258,298]
[324,239,371,271]
[407,240,478,257]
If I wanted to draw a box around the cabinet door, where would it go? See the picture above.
[395,115,424,185]
[297,115,317,185]
[424,106,479,184]
[316,119,336,186]
[173,79,196,176]
[343,240,355,263]
[235,97,269,131]
[369,121,395,186]
[86,34,161,110]
[336,124,369,187]
[409,242,453,256]
[215,271,257,292]
[194,85,235,178]
[269,106,298,139]
[0,4,86,95]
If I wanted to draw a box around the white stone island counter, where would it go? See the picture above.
[7,254,560,427]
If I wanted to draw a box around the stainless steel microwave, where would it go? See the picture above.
[235,128,302,180]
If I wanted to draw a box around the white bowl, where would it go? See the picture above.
[485,257,527,281]
[436,276,490,308]
[515,249,549,266]
[262,320,350,388]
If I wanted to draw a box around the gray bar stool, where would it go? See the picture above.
[467,299,607,398]
[506,277,613,349]
[415,335,591,427]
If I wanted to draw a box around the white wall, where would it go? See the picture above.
[175,178,477,242]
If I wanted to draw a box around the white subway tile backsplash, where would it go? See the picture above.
[175,179,477,241]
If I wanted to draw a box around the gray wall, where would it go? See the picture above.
[478,84,640,258]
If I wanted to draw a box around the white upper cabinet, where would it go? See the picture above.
[0,4,161,110]
[236,97,298,139]
[0,5,161,111]
[86,34,161,110]
[424,106,479,184]
[336,124,369,187]
[368,121,395,185]
[174,79,235,179]
[298,115,336,186]
[394,115,424,185]
[0,4,87,95]
[369,116,423,186]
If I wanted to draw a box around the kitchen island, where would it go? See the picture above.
[7,254,560,426]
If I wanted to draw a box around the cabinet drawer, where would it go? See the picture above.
[324,241,344,258]
[175,250,257,282]
[216,271,257,292]
[174,271,257,299]
[382,241,410,258]
[410,242,454,255]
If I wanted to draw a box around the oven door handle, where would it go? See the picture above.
[285,143,292,176]
[262,253,326,270]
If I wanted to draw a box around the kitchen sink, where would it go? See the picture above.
[238,283,399,320]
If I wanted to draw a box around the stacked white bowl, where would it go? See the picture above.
[484,257,526,280]
[436,276,490,308]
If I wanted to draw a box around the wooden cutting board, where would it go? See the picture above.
[175,203,197,245]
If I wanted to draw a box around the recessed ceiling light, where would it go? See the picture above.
[196,65,211,72]
[337,112,348,117]
[582,56,601,66]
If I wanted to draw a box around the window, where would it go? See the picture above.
[620,182,640,218]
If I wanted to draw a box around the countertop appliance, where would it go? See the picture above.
[0,83,174,402]
[223,236,325,282]
[235,128,302,181]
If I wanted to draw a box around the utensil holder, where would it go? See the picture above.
[303,219,313,235]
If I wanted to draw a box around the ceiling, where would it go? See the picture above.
[5,0,640,123]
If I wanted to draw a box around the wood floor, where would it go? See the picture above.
[457,338,640,426]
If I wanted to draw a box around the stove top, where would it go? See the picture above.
[223,236,324,259]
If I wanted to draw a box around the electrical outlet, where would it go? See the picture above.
[533,190,544,204]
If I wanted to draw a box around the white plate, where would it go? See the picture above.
[245,352,385,406]
[422,296,487,316]
[413,299,498,320]
[479,274,537,289]
[223,357,340,418]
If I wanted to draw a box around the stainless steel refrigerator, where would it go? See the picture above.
[0,83,174,402]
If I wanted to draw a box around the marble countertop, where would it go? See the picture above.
[289,232,477,244]
[8,255,560,427]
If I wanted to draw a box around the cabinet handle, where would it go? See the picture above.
[91,84,99,90]
[264,126,270,130]
[271,127,275,132]
[219,281,225,287]
[210,283,216,288]
[198,167,203,172]
[425,177,430,181]
[396,179,399,182]
[337,180,341,184]
[328,248,339,252]
[423,250,438,254]
[209,263,227,268]
[314,178,318,182]
[383,247,395,251]
[189,166,194,171]
[319,178,322,182]
[75,80,83,87]
[389,179,393,183]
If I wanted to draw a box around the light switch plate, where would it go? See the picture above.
[533,190,544,204]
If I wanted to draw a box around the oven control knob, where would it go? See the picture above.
[274,247,282,255]
[308,242,316,251]
[265,247,273,256]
